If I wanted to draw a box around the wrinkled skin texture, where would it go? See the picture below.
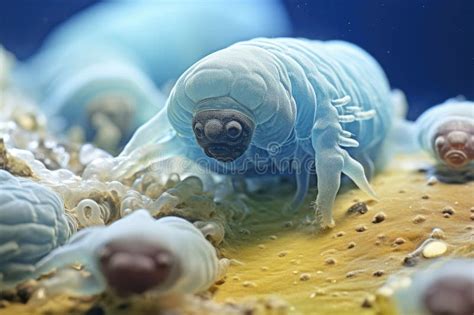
[0,170,71,289]
[123,38,396,228]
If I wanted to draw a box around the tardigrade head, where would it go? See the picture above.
[98,237,179,296]
[167,42,296,165]
[423,275,474,315]
[432,119,474,169]
[192,107,255,162]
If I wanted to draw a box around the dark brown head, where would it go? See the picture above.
[433,119,474,169]
[192,109,255,162]
[98,238,179,296]
[423,276,474,315]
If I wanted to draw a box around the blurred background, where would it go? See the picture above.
[1,0,472,120]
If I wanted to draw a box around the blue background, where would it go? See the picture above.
[0,0,472,120]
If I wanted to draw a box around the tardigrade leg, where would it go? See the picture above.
[352,151,375,181]
[120,106,176,156]
[312,138,343,228]
[217,258,230,281]
[34,243,89,276]
[284,145,312,213]
[33,238,106,298]
[37,269,105,298]
[311,96,376,228]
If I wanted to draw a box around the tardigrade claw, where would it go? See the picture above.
[313,206,335,230]
[312,218,335,230]
[323,219,336,229]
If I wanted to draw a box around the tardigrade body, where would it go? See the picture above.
[13,0,289,146]
[415,99,474,174]
[123,38,395,228]
[0,170,71,288]
[35,210,226,297]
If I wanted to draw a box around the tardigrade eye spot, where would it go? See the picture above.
[435,136,446,148]
[193,122,204,138]
[225,121,242,139]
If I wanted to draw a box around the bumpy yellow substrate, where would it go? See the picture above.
[2,155,473,315]
[215,155,474,315]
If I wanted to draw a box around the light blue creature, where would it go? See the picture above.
[121,38,397,228]
[0,170,71,288]
[34,210,227,297]
[13,0,290,146]
[414,99,473,181]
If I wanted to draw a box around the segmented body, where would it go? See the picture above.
[124,38,394,227]
[0,170,71,288]
[169,38,392,169]
[35,210,225,296]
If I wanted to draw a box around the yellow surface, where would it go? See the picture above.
[3,155,474,315]
[214,156,474,315]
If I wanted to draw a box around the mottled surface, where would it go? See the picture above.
[214,154,473,315]
[2,154,473,314]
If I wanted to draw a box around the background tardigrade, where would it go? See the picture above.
[0,0,472,120]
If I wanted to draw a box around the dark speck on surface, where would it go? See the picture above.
[244,308,255,315]
[403,255,419,267]
[347,202,368,215]
[361,295,375,308]
[16,287,33,304]
[441,206,455,215]
[372,212,386,223]
[372,270,385,277]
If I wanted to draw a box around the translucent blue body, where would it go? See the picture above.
[0,170,70,288]
[13,0,290,140]
[124,38,395,227]
[34,210,223,297]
